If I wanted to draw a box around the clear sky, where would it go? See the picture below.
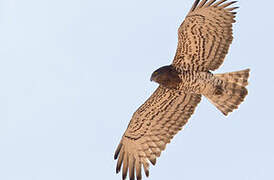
[1,0,274,180]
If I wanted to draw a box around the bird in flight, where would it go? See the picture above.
[114,0,250,180]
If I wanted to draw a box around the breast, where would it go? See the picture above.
[177,71,209,94]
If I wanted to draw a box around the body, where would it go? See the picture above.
[151,65,222,96]
[178,70,221,95]
[151,65,249,115]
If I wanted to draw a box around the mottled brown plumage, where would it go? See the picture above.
[114,1,250,180]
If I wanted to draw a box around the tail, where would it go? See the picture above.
[206,69,250,116]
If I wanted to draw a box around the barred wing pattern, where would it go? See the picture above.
[114,87,201,180]
[173,0,238,71]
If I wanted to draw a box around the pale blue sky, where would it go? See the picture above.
[1,0,274,180]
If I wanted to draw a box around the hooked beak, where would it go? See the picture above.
[150,76,155,82]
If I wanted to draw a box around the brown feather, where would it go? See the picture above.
[189,0,200,12]
[226,7,239,12]
[116,148,124,173]
[122,153,129,180]
[149,154,157,165]
[198,0,209,8]
[213,0,228,7]
[204,0,217,7]
[129,155,135,180]
[219,1,237,8]
[114,142,122,160]
[142,159,149,177]
[135,160,142,180]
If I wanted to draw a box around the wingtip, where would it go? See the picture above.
[122,171,127,180]
[145,170,149,177]
[114,142,123,160]
[219,1,238,9]
[129,175,135,180]
[149,156,157,166]
[189,0,200,13]
[116,168,120,174]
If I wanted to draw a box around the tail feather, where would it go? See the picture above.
[207,69,250,116]
[215,69,250,86]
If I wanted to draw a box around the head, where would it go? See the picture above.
[150,65,181,88]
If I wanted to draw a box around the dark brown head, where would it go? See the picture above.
[150,65,181,88]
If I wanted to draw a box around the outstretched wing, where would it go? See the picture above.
[114,87,201,180]
[172,0,238,72]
